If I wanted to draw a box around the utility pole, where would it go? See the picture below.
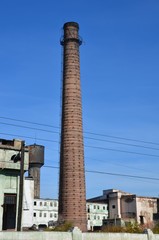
[17,141,25,231]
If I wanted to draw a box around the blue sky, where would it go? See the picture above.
[0,0,159,199]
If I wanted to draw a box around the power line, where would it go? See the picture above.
[1,122,159,153]
[0,132,58,143]
[43,165,159,181]
[85,136,159,151]
[1,116,159,146]
[1,131,159,158]
[85,145,159,158]
[0,122,59,134]
[0,116,58,129]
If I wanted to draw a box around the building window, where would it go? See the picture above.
[88,215,90,220]
[54,202,57,207]
[97,205,100,210]
[103,216,106,220]
[40,202,42,206]
[103,206,105,210]
[39,212,42,217]
[140,216,144,225]
[50,202,53,207]
[98,216,100,220]
[50,213,53,218]
[44,213,47,217]
[112,205,115,209]
[94,205,96,209]
[44,202,47,206]
[54,213,57,218]
[34,201,36,206]
[33,212,36,217]
[94,215,96,220]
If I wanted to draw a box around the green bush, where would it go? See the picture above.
[152,222,159,234]
[124,222,142,233]
[45,221,73,232]
[102,222,142,233]
[102,225,124,233]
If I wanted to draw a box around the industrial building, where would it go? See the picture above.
[0,138,44,231]
[32,198,108,231]
[88,189,159,227]
[0,139,29,231]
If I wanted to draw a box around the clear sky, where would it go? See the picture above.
[0,0,159,199]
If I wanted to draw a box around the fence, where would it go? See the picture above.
[0,228,158,240]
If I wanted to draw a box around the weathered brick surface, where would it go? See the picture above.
[58,22,87,232]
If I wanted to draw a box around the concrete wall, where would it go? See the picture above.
[0,229,159,240]
[0,148,29,171]
[22,178,34,228]
[0,170,20,231]
[136,197,157,224]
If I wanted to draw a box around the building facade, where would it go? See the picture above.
[33,198,58,229]
[0,139,29,231]
[88,189,159,226]
[87,202,108,231]
[32,198,108,231]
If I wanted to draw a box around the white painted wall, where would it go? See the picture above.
[22,178,34,228]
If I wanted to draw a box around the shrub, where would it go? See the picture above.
[102,222,143,233]
[152,222,159,234]
[45,221,73,232]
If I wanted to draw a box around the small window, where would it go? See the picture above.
[94,205,96,209]
[40,202,42,206]
[34,201,36,206]
[98,216,100,220]
[33,212,36,217]
[88,215,90,220]
[39,212,42,217]
[103,206,105,210]
[112,205,115,209]
[44,202,47,206]
[97,205,100,210]
[54,202,57,207]
[44,213,47,217]
[103,216,106,220]
[50,213,53,218]
[94,215,96,220]
[50,202,53,207]
[54,213,57,218]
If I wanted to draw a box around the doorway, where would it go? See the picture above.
[2,194,17,230]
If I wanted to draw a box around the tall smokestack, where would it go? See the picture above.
[58,22,87,231]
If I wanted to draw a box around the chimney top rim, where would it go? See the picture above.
[63,22,79,29]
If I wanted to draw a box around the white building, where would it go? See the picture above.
[31,198,108,231]
[33,198,58,229]
[87,202,108,231]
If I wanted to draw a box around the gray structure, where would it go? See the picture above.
[28,144,44,198]
[58,22,87,231]
[0,139,29,231]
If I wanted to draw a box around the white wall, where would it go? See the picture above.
[22,178,34,228]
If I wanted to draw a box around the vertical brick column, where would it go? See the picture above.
[58,22,87,232]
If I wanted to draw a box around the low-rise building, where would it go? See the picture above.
[33,198,58,229]
[31,198,108,231]
[88,189,159,226]
[87,202,108,231]
[0,139,29,231]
